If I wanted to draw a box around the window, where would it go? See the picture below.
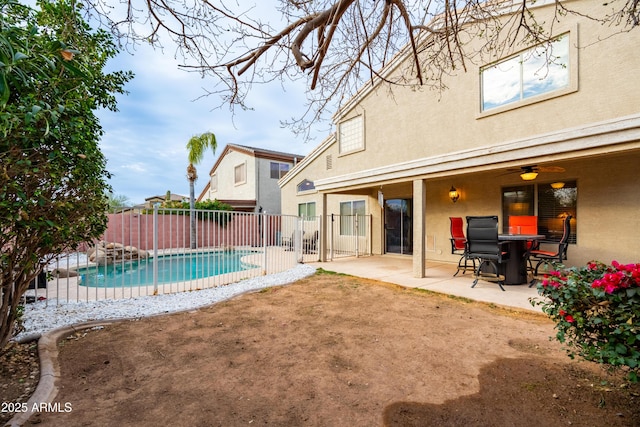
[270,162,290,179]
[210,174,218,192]
[502,185,535,227]
[298,202,316,218]
[297,179,315,192]
[538,181,577,243]
[501,181,577,243]
[339,115,364,154]
[234,163,246,185]
[481,34,570,111]
[340,200,366,236]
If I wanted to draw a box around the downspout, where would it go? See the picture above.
[255,156,260,213]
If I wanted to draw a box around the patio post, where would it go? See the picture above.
[412,179,426,278]
[320,192,328,262]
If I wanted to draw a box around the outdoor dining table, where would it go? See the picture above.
[498,233,545,285]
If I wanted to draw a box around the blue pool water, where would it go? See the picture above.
[79,250,258,288]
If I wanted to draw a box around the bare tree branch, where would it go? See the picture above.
[78,0,639,138]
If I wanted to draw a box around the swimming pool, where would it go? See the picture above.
[79,250,259,288]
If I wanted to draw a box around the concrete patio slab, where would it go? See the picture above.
[310,255,544,312]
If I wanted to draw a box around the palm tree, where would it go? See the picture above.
[186,132,217,249]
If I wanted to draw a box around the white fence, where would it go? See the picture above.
[326,214,372,259]
[27,208,318,304]
[25,209,370,305]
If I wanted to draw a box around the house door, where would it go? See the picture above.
[384,199,413,255]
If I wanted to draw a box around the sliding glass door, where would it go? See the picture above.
[384,199,413,255]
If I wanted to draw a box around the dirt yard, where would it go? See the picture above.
[8,271,640,426]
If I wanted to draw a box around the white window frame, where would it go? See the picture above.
[298,202,316,218]
[270,161,290,179]
[479,31,577,116]
[297,179,315,193]
[234,162,246,185]
[210,174,218,192]
[338,114,364,155]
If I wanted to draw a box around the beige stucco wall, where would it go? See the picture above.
[290,2,640,181]
[423,152,640,267]
[205,150,256,202]
[280,0,640,267]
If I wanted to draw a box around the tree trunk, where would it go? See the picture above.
[189,179,196,249]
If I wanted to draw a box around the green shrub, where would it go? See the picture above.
[532,261,640,382]
[142,199,234,227]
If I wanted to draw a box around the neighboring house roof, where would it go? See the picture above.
[206,143,306,177]
[145,194,187,202]
[197,182,211,202]
[197,143,306,201]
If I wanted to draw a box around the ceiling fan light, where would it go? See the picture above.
[551,182,565,189]
[520,171,538,181]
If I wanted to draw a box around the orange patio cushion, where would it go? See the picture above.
[508,216,538,234]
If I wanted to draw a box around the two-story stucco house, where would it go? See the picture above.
[198,144,304,214]
[279,0,640,278]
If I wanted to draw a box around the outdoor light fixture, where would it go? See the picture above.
[520,171,538,181]
[550,182,565,189]
[449,186,460,203]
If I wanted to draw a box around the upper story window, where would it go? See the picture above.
[210,174,218,192]
[234,163,246,185]
[338,115,364,154]
[270,162,290,179]
[481,34,570,112]
[297,179,315,193]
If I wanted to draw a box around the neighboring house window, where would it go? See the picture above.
[234,163,246,185]
[211,174,218,192]
[340,200,366,236]
[338,115,364,154]
[481,34,569,111]
[270,162,290,179]
[298,202,316,218]
[297,179,315,192]
[501,181,577,243]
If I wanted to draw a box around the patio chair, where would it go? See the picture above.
[282,231,302,251]
[466,215,509,291]
[508,215,539,271]
[507,215,538,234]
[528,215,572,287]
[449,217,475,276]
[302,230,319,254]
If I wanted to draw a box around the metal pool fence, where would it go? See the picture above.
[29,207,322,304]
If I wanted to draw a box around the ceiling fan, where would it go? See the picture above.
[504,165,566,181]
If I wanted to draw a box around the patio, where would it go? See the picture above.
[310,256,543,312]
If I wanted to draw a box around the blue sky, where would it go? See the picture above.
[98,35,323,206]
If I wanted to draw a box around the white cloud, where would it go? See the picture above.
[98,40,320,205]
